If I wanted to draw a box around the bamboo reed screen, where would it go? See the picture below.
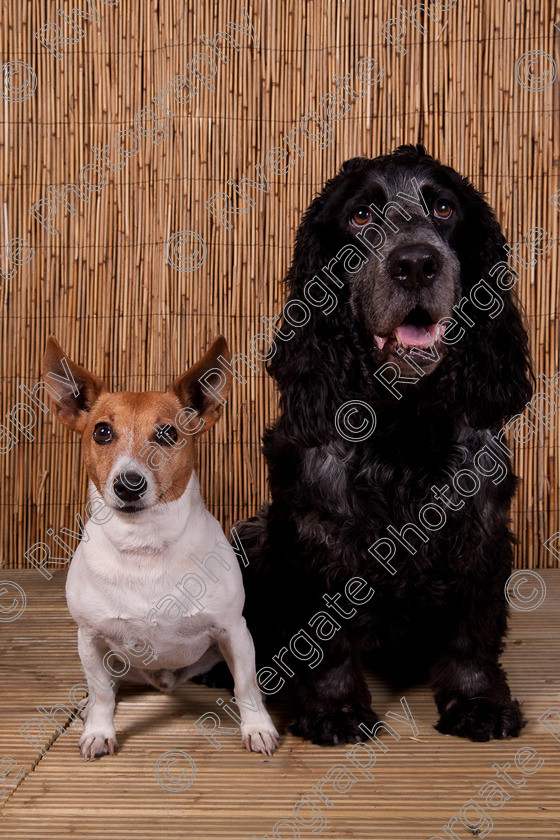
[0,0,558,572]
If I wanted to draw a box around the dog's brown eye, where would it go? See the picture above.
[93,422,113,445]
[351,207,373,227]
[433,199,453,220]
[155,424,178,446]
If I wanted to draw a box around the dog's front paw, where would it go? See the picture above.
[436,696,526,741]
[79,728,119,760]
[291,707,379,746]
[76,695,90,722]
[241,717,279,756]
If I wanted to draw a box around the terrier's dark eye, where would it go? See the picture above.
[350,207,373,227]
[155,424,179,446]
[433,198,453,220]
[93,422,113,444]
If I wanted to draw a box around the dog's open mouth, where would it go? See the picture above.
[373,307,445,360]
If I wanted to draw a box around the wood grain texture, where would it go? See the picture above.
[0,570,559,837]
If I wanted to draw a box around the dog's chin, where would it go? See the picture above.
[106,500,150,515]
[370,307,447,377]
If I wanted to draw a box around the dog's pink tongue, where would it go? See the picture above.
[395,322,440,347]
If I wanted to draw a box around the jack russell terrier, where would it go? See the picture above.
[42,335,279,760]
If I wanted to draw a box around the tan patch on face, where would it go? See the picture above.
[81,391,198,505]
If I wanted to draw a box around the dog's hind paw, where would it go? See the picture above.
[241,720,279,756]
[291,707,379,746]
[79,730,119,760]
[436,696,526,741]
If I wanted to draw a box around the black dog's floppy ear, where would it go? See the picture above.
[443,194,533,429]
[169,335,232,433]
[42,336,107,434]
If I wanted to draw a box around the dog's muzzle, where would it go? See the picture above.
[113,470,148,504]
[388,244,441,290]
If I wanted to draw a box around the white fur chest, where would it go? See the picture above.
[66,476,243,670]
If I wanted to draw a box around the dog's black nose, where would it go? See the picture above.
[113,471,148,503]
[389,245,440,289]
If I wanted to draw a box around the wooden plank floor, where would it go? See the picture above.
[1,571,559,839]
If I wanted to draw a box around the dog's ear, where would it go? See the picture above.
[442,191,534,428]
[169,336,232,432]
[266,182,357,445]
[42,336,107,434]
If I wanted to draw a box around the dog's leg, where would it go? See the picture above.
[77,628,120,759]
[215,621,279,756]
[290,632,378,745]
[238,514,377,745]
[429,580,525,741]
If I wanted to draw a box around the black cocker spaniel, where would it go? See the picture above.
[238,145,534,745]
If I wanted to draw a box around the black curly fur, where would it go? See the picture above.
[238,146,533,745]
